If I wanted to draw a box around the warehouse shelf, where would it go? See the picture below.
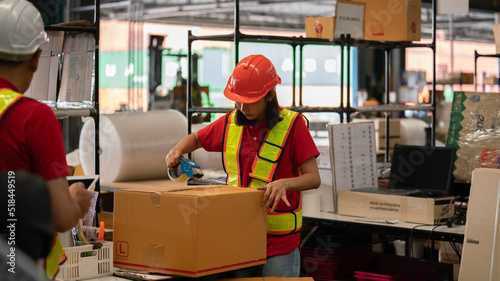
[37,1,101,198]
[53,108,96,119]
[187,0,437,162]
[353,104,434,113]
[44,25,98,33]
[474,50,500,91]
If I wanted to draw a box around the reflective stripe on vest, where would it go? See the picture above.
[267,195,303,235]
[0,88,23,121]
[248,109,299,186]
[223,109,244,187]
[223,108,303,236]
[46,233,66,279]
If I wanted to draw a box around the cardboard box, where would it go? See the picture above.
[97,211,113,230]
[493,24,500,54]
[337,190,455,224]
[449,72,474,84]
[305,17,335,39]
[334,0,365,39]
[25,31,64,102]
[357,0,421,42]
[59,33,95,103]
[437,0,468,14]
[459,168,500,280]
[483,76,497,85]
[113,185,267,277]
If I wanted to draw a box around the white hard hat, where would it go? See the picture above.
[0,0,48,61]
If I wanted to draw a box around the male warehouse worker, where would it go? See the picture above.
[0,0,92,278]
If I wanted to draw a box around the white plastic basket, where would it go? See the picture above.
[56,242,113,280]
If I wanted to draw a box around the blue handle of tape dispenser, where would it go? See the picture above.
[168,157,203,182]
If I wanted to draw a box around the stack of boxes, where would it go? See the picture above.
[305,0,421,42]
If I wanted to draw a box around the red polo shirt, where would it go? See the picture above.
[0,77,69,180]
[197,110,319,257]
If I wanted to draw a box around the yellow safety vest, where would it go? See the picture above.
[223,108,303,236]
[0,88,66,279]
[0,88,23,120]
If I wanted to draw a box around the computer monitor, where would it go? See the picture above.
[388,145,456,196]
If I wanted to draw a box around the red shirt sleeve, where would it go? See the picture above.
[197,113,228,152]
[26,102,69,180]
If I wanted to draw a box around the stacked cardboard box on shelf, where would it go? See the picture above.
[305,17,335,39]
[493,24,500,53]
[59,33,95,103]
[357,0,421,41]
[24,31,95,104]
[25,31,64,102]
[305,0,422,42]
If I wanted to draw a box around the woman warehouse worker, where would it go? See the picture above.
[166,54,321,277]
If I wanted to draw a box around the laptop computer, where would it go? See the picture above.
[353,145,456,198]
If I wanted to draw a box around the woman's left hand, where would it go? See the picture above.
[257,179,291,212]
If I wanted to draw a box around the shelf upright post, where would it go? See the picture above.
[293,44,299,107]
[384,48,391,162]
[297,44,303,108]
[339,35,345,123]
[431,0,437,146]
[94,0,100,192]
[474,50,479,91]
[187,30,193,136]
[234,0,240,65]
[345,35,352,123]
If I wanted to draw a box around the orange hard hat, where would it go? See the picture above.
[224,54,282,103]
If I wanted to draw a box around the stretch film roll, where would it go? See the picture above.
[400,118,428,146]
[79,110,187,183]
[302,190,321,215]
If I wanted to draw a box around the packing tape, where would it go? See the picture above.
[79,110,187,183]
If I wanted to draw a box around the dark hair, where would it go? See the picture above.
[235,89,282,129]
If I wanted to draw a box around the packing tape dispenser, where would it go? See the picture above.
[168,157,204,182]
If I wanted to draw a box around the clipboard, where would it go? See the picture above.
[67,175,99,190]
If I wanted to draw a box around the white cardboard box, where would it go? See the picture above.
[25,31,64,102]
[334,0,366,39]
[337,190,455,224]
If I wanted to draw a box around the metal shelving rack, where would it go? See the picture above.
[43,0,101,194]
[474,50,500,91]
[186,0,437,162]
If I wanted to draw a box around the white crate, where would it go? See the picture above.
[56,242,113,280]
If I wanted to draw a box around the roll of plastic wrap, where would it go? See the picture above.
[400,118,428,146]
[302,190,321,215]
[79,110,187,183]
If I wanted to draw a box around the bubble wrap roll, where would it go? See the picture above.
[400,118,428,146]
[79,110,187,183]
